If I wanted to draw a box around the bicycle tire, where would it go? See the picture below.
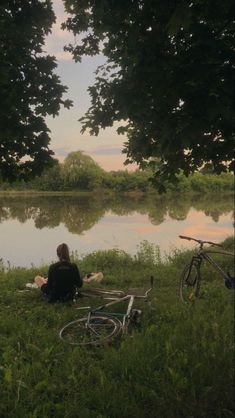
[59,315,122,346]
[179,262,201,303]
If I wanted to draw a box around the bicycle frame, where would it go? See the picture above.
[200,249,233,280]
[180,234,234,282]
[85,282,153,333]
[59,279,154,346]
[179,235,234,302]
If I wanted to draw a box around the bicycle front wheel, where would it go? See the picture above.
[179,263,200,303]
[59,315,122,346]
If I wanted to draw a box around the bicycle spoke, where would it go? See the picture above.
[88,321,117,337]
[59,315,122,346]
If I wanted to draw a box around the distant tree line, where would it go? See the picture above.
[0,151,233,194]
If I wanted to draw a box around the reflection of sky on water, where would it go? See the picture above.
[0,208,233,268]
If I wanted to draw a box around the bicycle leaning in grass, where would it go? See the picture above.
[179,235,234,303]
[59,277,153,346]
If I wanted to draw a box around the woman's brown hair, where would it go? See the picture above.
[57,243,70,262]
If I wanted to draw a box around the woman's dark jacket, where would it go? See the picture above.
[41,261,83,302]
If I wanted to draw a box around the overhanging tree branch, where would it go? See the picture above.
[0,0,73,181]
[62,0,234,188]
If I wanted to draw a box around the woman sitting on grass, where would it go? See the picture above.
[34,243,103,302]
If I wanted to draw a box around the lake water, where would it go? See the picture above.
[0,193,233,267]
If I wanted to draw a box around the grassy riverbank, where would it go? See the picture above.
[0,240,234,418]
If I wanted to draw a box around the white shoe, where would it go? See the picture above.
[26,283,38,289]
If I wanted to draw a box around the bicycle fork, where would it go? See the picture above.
[187,256,202,284]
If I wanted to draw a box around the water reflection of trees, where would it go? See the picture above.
[0,196,105,234]
[0,193,233,234]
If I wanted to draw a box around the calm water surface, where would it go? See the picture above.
[0,193,233,267]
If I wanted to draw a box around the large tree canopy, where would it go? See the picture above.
[0,0,72,181]
[63,0,234,186]
[62,151,105,189]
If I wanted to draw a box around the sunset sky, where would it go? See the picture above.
[45,0,134,171]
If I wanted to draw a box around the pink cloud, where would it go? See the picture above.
[93,154,136,171]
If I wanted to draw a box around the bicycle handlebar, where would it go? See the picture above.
[179,235,222,247]
[132,276,154,299]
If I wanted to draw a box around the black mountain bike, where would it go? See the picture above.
[179,235,234,303]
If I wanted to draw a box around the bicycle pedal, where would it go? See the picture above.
[131,309,142,322]
[225,277,235,289]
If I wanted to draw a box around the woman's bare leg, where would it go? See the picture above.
[34,275,47,288]
[83,272,104,283]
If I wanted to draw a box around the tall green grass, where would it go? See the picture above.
[0,240,234,418]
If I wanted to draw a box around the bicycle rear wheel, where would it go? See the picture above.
[59,315,122,346]
[179,262,200,303]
